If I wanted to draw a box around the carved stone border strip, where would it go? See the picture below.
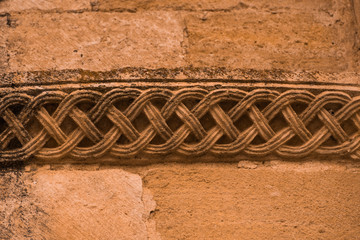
[2,80,360,93]
[1,82,360,162]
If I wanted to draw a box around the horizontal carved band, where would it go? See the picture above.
[1,86,360,162]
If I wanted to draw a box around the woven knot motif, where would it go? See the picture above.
[1,88,360,162]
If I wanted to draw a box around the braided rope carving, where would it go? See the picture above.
[1,88,360,162]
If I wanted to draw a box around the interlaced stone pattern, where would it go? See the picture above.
[1,87,360,162]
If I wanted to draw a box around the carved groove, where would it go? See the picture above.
[1,88,360,162]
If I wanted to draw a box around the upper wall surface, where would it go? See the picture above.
[0,0,359,74]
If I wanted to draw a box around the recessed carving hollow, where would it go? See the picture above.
[1,85,360,162]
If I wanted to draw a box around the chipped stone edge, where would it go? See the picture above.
[0,68,359,87]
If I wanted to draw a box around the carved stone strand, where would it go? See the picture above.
[0,88,359,162]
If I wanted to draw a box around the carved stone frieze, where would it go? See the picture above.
[1,75,359,162]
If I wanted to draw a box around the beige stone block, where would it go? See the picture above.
[7,11,185,71]
[0,0,90,13]
[95,0,243,11]
[353,0,360,71]
[0,16,8,73]
[355,0,360,30]
[144,163,360,239]
[243,0,338,11]
[185,10,355,72]
[95,0,338,12]
[0,168,158,240]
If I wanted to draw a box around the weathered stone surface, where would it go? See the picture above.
[0,168,49,240]
[1,1,360,239]
[1,68,360,87]
[0,0,90,13]
[7,11,185,71]
[353,0,360,71]
[143,162,360,239]
[2,0,358,73]
[244,0,341,11]
[238,160,258,169]
[0,16,8,73]
[95,0,338,12]
[95,0,242,11]
[0,167,158,240]
[185,8,356,72]
[355,0,360,32]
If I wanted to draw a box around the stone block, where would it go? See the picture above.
[7,11,185,71]
[95,0,243,11]
[185,9,355,72]
[243,0,338,11]
[95,0,338,12]
[353,0,360,71]
[0,168,158,239]
[0,16,8,73]
[0,0,90,13]
[144,163,360,239]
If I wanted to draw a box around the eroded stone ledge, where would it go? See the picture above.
[1,68,360,87]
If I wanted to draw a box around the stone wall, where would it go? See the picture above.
[0,0,360,239]
[1,0,359,72]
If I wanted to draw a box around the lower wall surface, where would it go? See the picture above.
[1,161,359,240]
[0,167,159,240]
[140,162,360,240]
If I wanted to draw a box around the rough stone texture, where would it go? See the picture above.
[0,167,48,240]
[0,167,158,240]
[94,0,243,11]
[353,0,360,70]
[142,162,360,240]
[185,8,356,72]
[91,0,359,72]
[7,11,185,71]
[243,0,350,12]
[1,69,360,88]
[94,0,341,12]
[1,0,360,239]
[0,16,8,73]
[0,0,90,13]
[1,0,358,74]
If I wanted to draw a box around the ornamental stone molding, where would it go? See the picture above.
[1,69,360,163]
